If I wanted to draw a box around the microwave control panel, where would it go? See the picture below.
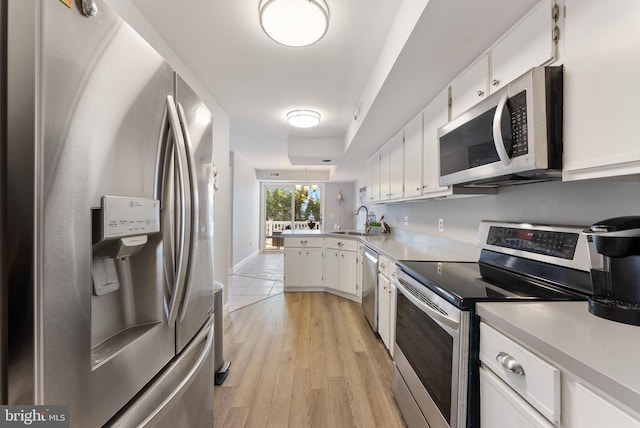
[508,91,528,157]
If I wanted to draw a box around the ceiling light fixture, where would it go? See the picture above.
[286,110,321,128]
[259,0,329,47]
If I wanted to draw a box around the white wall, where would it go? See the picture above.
[231,152,260,270]
[361,178,640,243]
[323,182,356,231]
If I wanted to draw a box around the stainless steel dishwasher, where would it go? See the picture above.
[362,245,379,332]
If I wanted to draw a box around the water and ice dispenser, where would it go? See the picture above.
[90,196,163,368]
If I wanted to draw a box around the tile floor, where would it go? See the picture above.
[226,252,284,312]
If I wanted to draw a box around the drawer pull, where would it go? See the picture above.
[496,352,525,376]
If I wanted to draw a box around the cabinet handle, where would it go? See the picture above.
[422,185,427,189]
[496,352,525,376]
[392,272,397,278]
[416,186,421,191]
[338,242,344,247]
[298,251,302,255]
[477,90,484,97]
[341,254,344,258]
[491,79,500,87]
[380,263,385,269]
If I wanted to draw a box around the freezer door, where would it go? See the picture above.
[7,0,175,425]
[174,75,215,353]
[106,316,214,428]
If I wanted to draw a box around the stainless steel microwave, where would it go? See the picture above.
[438,66,563,187]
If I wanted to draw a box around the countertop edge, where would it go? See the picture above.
[281,229,479,263]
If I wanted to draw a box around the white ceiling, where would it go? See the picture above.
[130,0,541,182]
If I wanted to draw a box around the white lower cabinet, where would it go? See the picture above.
[284,237,324,288]
[377,255,396,355]
[480,367,554,428]
[480,321,640,427]
[323,238,358,298]
[563,378,640,428]
[284,248,323,288]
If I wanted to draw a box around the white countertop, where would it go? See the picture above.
[282,229,479,262]
[477,301,640,414]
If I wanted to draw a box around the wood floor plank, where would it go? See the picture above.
[214,292,406,428]
[309,388,331,428]
[287,368,311,428]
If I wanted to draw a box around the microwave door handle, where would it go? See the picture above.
[394,276,459,330]
[492,92,511,166]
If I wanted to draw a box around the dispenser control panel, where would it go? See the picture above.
[99,196,160,240]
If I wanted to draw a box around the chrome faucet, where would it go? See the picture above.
[355,205,370,233]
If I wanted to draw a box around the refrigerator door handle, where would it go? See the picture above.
[139,318,213,426]
[176,102,200,323]
[162,96,190,326]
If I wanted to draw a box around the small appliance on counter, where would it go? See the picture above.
[584,216,640,326]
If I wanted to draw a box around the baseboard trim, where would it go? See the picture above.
[232,250,259,274]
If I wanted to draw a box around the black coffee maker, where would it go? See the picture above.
[584,216,640,325]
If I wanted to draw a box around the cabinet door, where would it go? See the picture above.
[403,113,423,199]
[450,55,489,119]
[563,0,640,180]
[379,143,391,200]
[378,273,391,351]
[305,249,324,287]
[565,382,640,428]
[356,244,363,297]
[490,0,556,94]
[284,249,304,287]
[422,89,451,197]
[323,249,339,291]
[480,367,554,428]
[389,277,396,357]
[367,151,381,202]
[339,251,357,295]
[388,131,404,201]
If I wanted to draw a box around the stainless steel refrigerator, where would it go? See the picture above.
[3,0,215,426]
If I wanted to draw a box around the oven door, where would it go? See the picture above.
[392,271,470,428]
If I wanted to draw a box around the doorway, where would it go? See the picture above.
[261,183,323,251]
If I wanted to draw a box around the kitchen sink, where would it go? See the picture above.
[329,230,370,236]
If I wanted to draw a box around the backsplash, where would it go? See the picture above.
[362,178,640,244]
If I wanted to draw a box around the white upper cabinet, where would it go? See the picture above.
[563,0,640,180]
[403,113,424,199]
[451,55,489,119]
[451,0,558,118]
[422,89,451,197]
[381,131,404,201]
[367,151,381,202]
[490,0,557,94]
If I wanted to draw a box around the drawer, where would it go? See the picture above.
[284,237,323,248]
[480,322,560,424]
[324,237,357,252]
[378,255,393,277]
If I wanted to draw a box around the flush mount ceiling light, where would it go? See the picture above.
[259,0,329,47]
[286,110,321,128]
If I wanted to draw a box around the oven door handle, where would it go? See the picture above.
[394,277,459,330]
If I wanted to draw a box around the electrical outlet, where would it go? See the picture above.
[438,218,444,232]
[404,216,408,226]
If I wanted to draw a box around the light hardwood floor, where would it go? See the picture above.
[214,292,407,427]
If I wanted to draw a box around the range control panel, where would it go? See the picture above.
[486,226,579,260]
[97,196,160,241]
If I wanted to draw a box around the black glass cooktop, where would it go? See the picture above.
[397,257,590,310]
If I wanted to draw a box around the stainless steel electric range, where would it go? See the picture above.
[391,221,594,428]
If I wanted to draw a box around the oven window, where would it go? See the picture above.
[396,291,453,423]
